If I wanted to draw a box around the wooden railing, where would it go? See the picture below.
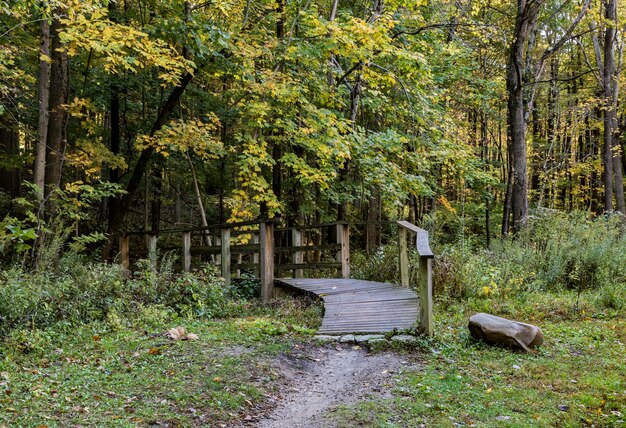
[119,219,433,335]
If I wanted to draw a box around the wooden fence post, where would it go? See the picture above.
[292,228,304,278]
[215,234,221,264]
[146,234,158,269]
[119,235,129,270]
[221,227,231,285]
[398,226,409,287]
[419,255,433,336]
[182,231,191,273]
[336,223,350,278]
[260,221,275,303]
[252,233,260,277]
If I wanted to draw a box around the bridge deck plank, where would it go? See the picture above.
[276,278,420,334]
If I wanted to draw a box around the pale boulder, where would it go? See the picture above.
[468,313,543,352]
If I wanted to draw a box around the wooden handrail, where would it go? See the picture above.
[121,218,276,236]
[397,220,434,258]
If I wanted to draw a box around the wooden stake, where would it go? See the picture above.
[336,223,350,278]
[419,256,433,336]
[292,228,304,278]
[260,222,275,303]
[182,231,191,273]
[221,227,231,285]
[146,234,157,269]
[398,226,409,287]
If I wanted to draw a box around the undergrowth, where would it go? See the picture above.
[0,254,231,339]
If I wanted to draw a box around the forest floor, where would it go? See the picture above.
[0,294,625,427]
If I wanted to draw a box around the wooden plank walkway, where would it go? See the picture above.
[276,278,419,334]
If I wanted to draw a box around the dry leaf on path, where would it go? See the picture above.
[166,326,199,340]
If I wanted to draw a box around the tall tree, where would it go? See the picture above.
[44,8,68,199]
[503,0,590,233]
[34,2,50,200]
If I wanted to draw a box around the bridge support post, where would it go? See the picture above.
[398,226,409,287]
[146,234,158,269]
[119,235,130,270]
[419,255,433,336]
[260,221,275,303]
[221,227,231,285]
[292,228,304,278]
[182,231,191,273]
[336,223,350,278]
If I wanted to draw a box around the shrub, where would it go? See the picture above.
[0,255,229,338]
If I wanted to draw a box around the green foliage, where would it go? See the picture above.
[0,181,126,268]
[0,218,37,255]
[129,259,228,319]
[352,245,401,284]
[228,272,261,299]
[0,256,228,338]
[434,211,626,314]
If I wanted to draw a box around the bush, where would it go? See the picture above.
[0,255,229,338]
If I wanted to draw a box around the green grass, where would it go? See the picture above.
[328,292,626,427]
[1,261,625,427]
[0,298,323,427]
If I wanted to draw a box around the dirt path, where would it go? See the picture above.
[253,344,418,428]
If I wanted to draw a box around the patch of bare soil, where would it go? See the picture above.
[248,343,420,428]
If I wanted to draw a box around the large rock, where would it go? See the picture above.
[468,313,544,352]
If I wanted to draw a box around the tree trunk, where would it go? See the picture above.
[44,11,69,199]
[34,10,50,199]
[602,0,616,212]
[504,0,543,233]
[185,151,211,245]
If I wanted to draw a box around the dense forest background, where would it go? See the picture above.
[0,0,624,259]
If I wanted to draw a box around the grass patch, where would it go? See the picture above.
[329,295,626,427]
[0,297,322,427]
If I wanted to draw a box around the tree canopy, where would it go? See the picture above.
[0,0,625,257]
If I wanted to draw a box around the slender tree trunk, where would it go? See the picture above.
[365,189,380,255]
[44,10,69,198]
[150,164,162,234]
[34,9,50,199]
[602,0,616,212]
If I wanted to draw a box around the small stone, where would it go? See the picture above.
[391,335,417,343]
[339,335,356,343]
[314,335,340,343]
[558,404,569,412]
[354,334,384,343]
[495,415,511,421]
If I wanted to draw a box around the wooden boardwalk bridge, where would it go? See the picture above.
[119,220,434,335]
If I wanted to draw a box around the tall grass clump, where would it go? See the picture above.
[434,211,626,314]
